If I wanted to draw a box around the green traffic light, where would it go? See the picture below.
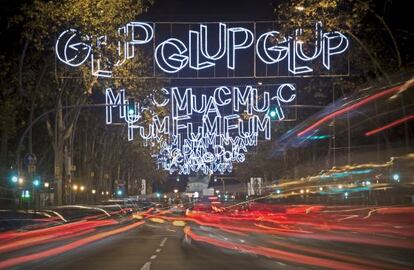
[33,179,40,186]
[21,190,30,198]
[11,176,18,183]
[128,98,135,115]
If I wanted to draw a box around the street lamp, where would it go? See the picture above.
[174,189,178,193]
[73,184,78,191]
[80,185,85,191]
[295,6,305,11]
[92,189,96,194]
[44,182,49,188]
[105,191,109,195]
[18,177,24,185]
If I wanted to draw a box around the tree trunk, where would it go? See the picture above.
[54,95,64,205]
[0,127,8,175]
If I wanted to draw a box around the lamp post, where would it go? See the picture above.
[72,184,78,203]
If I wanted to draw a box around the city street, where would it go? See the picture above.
[19,222,258,270]
[1,0,413,269]
[1,205,413,270]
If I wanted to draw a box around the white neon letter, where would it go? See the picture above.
[323,31,349,70]
[155,38,188,73]
[227,27,254,70]
[200,23,227,60]
[256,31,288,64]
[189,30,215,70]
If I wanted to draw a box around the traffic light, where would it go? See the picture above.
[33,178,40,187]
[392,173,400,182]
[11,175,18,183]
[267,106,278,120]
[127,98,136,116]
[21,190,30,198]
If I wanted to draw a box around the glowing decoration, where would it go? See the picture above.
[55,21,348,78]
[104,83,296,175]
[55,29,91,67]
[227,27,254,70]
[155,38,189,73]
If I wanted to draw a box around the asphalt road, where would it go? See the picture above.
[18,222,273,270]
[3,205,413,270]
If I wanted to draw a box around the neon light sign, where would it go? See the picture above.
[105,84,296,174]
[56,21,349,78]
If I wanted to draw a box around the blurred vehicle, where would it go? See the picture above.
[0,209,64,232]
[46,205,110,222]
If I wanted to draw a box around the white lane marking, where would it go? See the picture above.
[160,237,167,247]
[140,262,151,270]
[363,209,377,219]
[156,249,161,253]
[337,214,359,222]
[150,255,157,260]
[167,229,176,232]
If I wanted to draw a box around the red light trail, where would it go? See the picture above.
[297,82,414,137]
[365,115,414,136]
